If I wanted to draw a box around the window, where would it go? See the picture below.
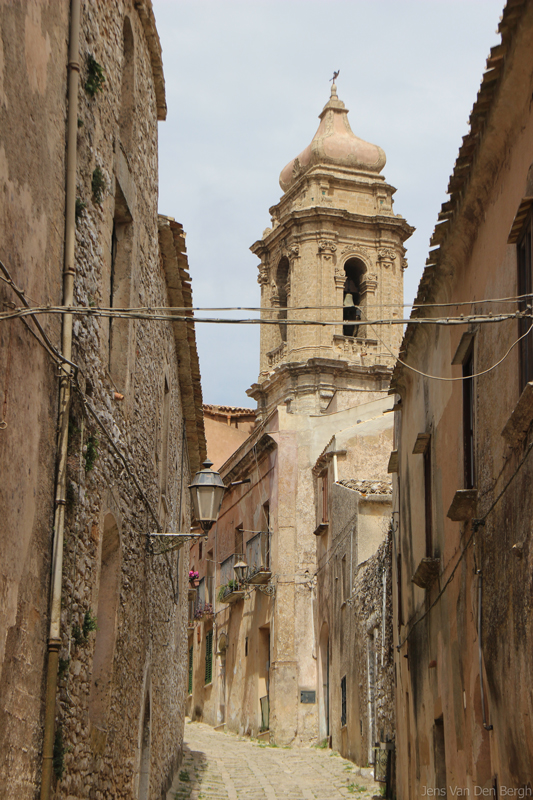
[318,472,329,524]
[275,257,290,343]
[235,525,244,558]
[518,215,533,391]
[463,347,475,489]
[159,375,170,517]
[397,553,403,628]
[343,258,365,337]
[188,645,193,695]
[341,555,350,603]
[341,676,347,727]
[424,446,433,557]
[205,630,213,685]
[119,17,134,152]
[220,555,235,587]
[109,185,133,389]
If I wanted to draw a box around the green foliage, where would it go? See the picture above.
[217,579,239,601]
[85,435,98,472]
[85,54,105,97]
[72,609,97,647]
[316,738,329,749]
[75,197,86,223]
[71,624,84,646]
[66,482,76,513]
[82,609,98,638]
[58,657,70,679]
[178,770,190,782]
[53,726,65,779]
[91,167,106,205]
[347,784,367,794]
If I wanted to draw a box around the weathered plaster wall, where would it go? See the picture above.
[393,3,533,796]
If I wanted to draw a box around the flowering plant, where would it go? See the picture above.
[189,570,199,582]
[194,602,213,620]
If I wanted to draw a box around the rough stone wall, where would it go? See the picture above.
[319,478,393,768]
[0,2,203,798]
[350,529,395,752]
[0,2,69,796]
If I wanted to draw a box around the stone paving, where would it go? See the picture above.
[167,720,382,800]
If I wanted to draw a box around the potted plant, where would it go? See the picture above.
[189,569,199,588]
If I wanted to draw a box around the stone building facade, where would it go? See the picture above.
[187,83,410,754]
[391,1,533,796]
[0,2,205,798]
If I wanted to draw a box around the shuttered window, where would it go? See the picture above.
[188,646,193,695]
[205,631,213,685]
[341,675,347,727]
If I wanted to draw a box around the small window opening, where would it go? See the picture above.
[463,347,475,489]
[518,215,533,391]
[341,676,347,727]
[119,17,134,152]
[276,257,289,343]
[424,445,433,557]
[343,258,365,337]
[109,184,133,388]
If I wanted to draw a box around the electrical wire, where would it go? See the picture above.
[0,303,530,329]
[366,316,533,383]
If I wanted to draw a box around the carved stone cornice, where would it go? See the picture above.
[378,248,396,266]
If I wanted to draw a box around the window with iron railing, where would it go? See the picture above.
[246,531,271,578]
[220,554,235,587]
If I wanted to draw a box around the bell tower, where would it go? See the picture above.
[249,81,413,418]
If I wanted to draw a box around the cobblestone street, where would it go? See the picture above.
[168,721,382,800]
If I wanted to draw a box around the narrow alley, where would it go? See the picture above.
[167,722,381,800]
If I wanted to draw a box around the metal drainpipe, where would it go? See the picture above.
[40,1,81,797]
[477,570,493,732]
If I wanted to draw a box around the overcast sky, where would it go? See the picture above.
[152,0,504,408]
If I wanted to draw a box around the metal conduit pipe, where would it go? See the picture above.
[40,0,81,797]
[477,570,493,732]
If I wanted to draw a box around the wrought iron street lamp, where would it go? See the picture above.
[189,459,226,533]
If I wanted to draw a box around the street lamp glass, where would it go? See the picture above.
[234,559,248,583]
[189,460,225,533]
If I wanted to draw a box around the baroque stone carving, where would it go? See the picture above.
[341,244,370,257]
[401,258,408,270]
[378,248,396,262]
[318,240,337,253]
[257,263,269,286]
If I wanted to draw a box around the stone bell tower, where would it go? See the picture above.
[248,81,414,418]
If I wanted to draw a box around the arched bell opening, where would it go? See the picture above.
[343,258,366,337]
[276,257,290,344]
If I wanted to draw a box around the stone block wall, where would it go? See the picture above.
[0,2,204,797]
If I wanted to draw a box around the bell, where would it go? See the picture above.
[343,293,355,308]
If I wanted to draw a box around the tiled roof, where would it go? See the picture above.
[339,479,392,495]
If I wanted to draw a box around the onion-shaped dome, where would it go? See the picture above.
[279,82,386,192]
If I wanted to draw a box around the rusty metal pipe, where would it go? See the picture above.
[40,0,81,797]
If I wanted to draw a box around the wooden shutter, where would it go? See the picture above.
[205,631,213,685]
[188,646,193,695]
